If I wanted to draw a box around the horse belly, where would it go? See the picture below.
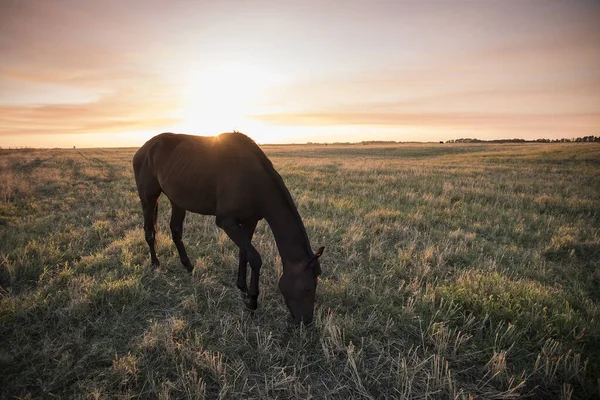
[160,178,217,216]
[213,176,265,221]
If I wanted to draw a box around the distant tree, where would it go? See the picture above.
[580,135,599,142]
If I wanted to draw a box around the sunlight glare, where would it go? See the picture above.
[175,63,281,135]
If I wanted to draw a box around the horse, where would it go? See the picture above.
[132,132,324,325]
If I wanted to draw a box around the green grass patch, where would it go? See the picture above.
[1,143,599,398]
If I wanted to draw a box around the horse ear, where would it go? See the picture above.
[308,246,325,269]
[315,246,325,258]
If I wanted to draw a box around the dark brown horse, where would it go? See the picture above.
[132,132,324,324]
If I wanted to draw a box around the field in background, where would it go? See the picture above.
[1,143,599,399]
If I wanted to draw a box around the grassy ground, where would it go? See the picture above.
[1,142,599,399]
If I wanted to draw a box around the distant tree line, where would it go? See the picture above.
[0,146,34,150]
[446,136,600,144]
[361,140,399,145]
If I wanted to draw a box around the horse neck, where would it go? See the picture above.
[263,193,312,271]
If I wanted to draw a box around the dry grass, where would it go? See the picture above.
[1,143,599,399]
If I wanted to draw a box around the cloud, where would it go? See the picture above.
[0,104,180,136]
[254,110,597,127]
[253,111,600,139]
[251,19,600,138]
[0,0,186,136]
[1,0,599,142]
[0,75,183,135]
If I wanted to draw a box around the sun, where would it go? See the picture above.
[174,63,281,135]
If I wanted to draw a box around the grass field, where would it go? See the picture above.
[1,142,599,399]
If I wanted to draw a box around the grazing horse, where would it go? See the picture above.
[132,132,324,325]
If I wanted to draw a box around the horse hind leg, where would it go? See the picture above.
[170,202,193,273]
[141,192,161,267]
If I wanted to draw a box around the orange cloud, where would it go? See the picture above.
[0,0,186,137]
[253,111,600,137]
[251,22,600,139]
[1,0,599,143]
[0,104,179,136]
[0,75,183,135]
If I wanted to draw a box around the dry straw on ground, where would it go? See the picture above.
[1,143,599,398]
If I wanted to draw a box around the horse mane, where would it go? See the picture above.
[223,132,314,258]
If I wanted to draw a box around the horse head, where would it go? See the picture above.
[278,247,324,325]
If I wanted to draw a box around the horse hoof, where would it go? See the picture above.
[152,260,160,267]
[243,308,255,319]
[244,297,258,311]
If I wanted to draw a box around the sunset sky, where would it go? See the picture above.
[1,0,599,147]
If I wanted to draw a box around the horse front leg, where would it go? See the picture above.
[238,248,248,294]
[217,216,261,310]
[237,219,259,299]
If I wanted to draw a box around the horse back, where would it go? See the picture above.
[133,132,271,218]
